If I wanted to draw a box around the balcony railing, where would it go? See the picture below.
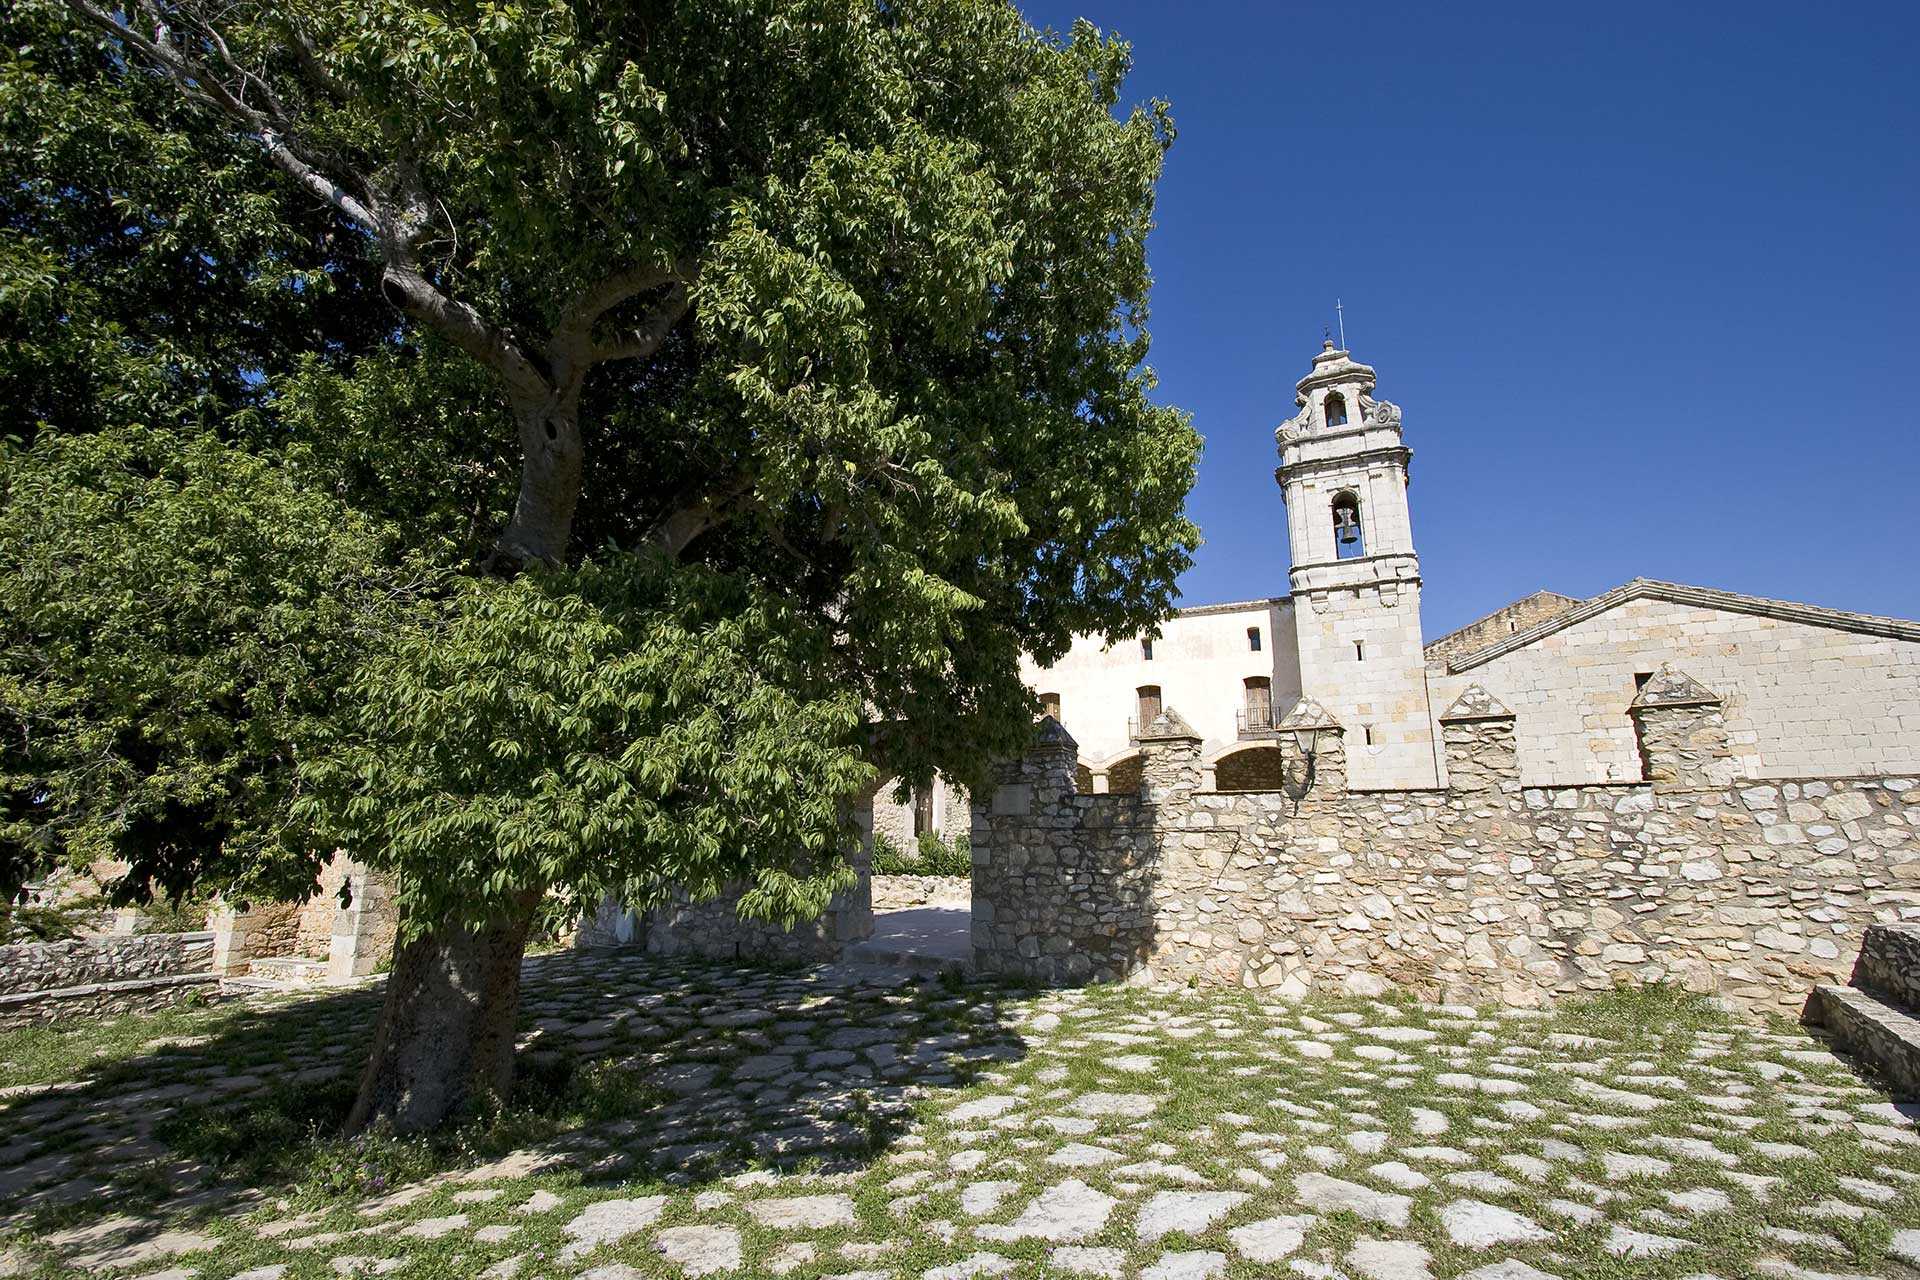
[1236,707,1279,739]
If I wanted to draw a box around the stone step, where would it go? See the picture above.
[842,939,970,977]
[1852,922,1920,1009]
[1805,983,1920,1098]
[245,955,328,983]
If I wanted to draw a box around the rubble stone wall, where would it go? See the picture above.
[643,834,875,966]
[0,931,214,996]
[972,711,1920,1015]
[1852,921,1920,1008]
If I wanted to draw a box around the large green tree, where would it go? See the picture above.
[16,0,1201,1131]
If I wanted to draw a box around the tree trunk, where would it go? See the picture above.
[345,893,540,1135]
[496,392,584,569]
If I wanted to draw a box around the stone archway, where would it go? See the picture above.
[1105,753,1145,797]
[1213,744,1286,793]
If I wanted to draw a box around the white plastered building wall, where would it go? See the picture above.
[1019,599,1303,784]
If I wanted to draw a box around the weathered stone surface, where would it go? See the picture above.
[973,711,1919,1013]
[1226,1215,1314,1263]
[1135,1191,1247,1240]
[1293,1174,1410,1228]
[975,1180,1116,1243]
[1437,1200,1549,1248]
[655,1225,742,1277]
[559,1197,668,1261]
[747,1195,857,1230]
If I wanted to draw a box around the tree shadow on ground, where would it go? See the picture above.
[0,949,1030,1261]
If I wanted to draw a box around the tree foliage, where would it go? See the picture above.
[0,426,427,904]
[6,0,1202,1125]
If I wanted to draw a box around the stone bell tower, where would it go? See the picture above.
[1275,340,1439,788]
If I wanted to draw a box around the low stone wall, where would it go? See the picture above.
[872,875,971,911]
[0,931,219,1028]
[644,871,872,966]
[0,931,213,996]
[0,973,220,1030]
[969,718,1164,985]
[1852,921,1920,1008]
[973,700,1920,1015]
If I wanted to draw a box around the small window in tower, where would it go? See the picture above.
[1332,491,1365,559]
[1248,626,1262,652]
[1136,685,1163,730]
[1040,691,1061,720]
[1363,725,1376,747]
[1354,640,1365,662]
[1325,392,1348,427]
[1142,638,1154,661]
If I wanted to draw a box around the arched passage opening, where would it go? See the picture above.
[1214,744,1287,793]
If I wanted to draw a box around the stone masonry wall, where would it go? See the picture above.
[0,931,213,995]
[973,708,1920,1016]
[969,720,1159,984]
[1851,921,1920,1009]
[0,932,219,1029]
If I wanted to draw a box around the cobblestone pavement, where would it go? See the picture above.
[4,951,1920,1279]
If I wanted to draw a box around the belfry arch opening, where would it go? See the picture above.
[1324,391,1348,427]
[1332,490,1364,558]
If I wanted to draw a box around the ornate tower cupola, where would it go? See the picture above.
[1275,339,1416,592]
[1274,340,1437,788]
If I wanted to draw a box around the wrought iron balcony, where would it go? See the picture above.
[1236,707,1280,739]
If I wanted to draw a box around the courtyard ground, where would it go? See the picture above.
[3,951,1920,1280]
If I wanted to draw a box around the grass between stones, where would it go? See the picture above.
[1,957,1917,1280]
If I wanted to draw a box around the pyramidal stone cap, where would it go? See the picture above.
[1275,696,1342,732]
[1136,707,1201,741]
[1629,663,1723,710]
[1033,714,1078,749]
[1440,684,1515,723]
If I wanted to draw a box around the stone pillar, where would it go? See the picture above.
[1025,714,1082,799]
[1136,708,1203,810]
[1439,684,1519,792]
[1629,664,1735,789]
[327,868,397,980]
[208,899,258,977]
[1276,696,1346,795]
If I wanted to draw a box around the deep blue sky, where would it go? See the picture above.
[1016,0,1919,638]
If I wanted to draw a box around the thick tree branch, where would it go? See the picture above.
[67,0,550,400]
[589,282,692,365]
[379,268,549,400]
[557,257,696,339]
[648,472,754,560]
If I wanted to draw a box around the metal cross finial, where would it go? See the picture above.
[1335,298,1346,351]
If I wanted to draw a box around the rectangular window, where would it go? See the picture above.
[1363,725,1375,746]
[1354,640,1365,662]
[1248,626,1262,652]
[1142,638,1154,661]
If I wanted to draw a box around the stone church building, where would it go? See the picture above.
[875,339,1920,841]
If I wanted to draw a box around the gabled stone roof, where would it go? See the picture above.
[1439,684,1514,722]
[1275,696,1341,732]
[1136,707,1200,741]
[1033,715,1078,749]
[1628,664,1722,710]
[1444,578,1920,674]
